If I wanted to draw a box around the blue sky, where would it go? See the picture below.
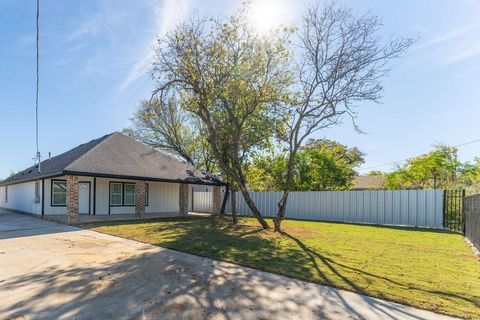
[1,0,479,179]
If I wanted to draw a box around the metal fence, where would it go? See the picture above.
[226,190,444,228]
[443,189,465,231]
[464,194,480,251]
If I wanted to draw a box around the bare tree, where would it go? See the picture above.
[273,2,415,231]
[151,8,292,229]
[126,98,217,173]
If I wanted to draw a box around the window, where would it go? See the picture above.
[110,183,123,206]
[5,186,8,203]
[145,183,149,206]
[35,181,40,203]
[124,183,136,206]
[52,180,67,206]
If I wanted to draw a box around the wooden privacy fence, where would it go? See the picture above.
[225,190,444,228]
[464,194,480,251]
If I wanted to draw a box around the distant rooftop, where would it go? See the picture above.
[351,175,386,190]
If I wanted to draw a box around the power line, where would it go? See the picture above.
[361,137,480,171]
[35,0,41,173]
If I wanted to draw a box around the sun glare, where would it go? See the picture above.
[249,0,286,34]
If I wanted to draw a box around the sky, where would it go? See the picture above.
[0,0,479,179]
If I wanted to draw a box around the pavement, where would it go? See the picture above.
[0,210,456,320]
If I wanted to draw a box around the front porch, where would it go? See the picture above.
[43,212,213,224]
[59,174,224,224]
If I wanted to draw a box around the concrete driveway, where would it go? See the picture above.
[0,210,455,320]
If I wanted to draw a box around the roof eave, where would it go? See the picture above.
[62,170,227,186]
[0,171,65,187]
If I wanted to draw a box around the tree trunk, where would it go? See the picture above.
[238,184,269,229]
[231,189,237,225]
[274,150,296,232]
[274,190,289,232]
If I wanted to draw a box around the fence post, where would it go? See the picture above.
[462,189,466,234]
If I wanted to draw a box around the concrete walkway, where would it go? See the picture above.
[0,210,455,320]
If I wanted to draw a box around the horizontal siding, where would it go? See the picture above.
[226,190,444,228]
[0,181,42,215]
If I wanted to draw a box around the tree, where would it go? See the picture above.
[272,2,415,231]
[386,144,463,190]
[150,6,292,229]
[246,139,364,191]
[461,157,480,195]
[125,98,217,173]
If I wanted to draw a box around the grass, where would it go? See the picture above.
[82,216,480,319]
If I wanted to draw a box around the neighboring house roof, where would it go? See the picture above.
[0,132,223,186]
[351,175,386,190]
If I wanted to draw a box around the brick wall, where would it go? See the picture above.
[66,175,79,224]
[135,180,146,217]
[179,183,189,215]
[212,185,221,214]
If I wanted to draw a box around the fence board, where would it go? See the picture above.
[226,189,444,228]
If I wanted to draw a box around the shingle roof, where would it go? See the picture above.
[351,175,386,190]
[1,132,223,186]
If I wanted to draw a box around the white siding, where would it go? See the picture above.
[0,181,42,215]
[1,176,185,216]
[43,176,95,215]
[96,178,181,215]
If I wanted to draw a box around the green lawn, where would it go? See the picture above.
[82,216,480,319]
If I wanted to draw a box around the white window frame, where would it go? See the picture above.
[35,181,41,203]
[110,182,123,206]
[123,183,136,206]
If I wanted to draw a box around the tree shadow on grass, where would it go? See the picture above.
[280,230,480,318]
[22,215,471,319]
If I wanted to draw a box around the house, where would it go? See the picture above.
[0,132,226,222]
[351,175,386,190]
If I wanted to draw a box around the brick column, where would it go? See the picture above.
[212,185,221,214]
[179,183,189,215]
[66,175,79,224]
[135,180,146,218]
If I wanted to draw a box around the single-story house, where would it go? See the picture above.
[351,175,386,190]
[0,132,227,222]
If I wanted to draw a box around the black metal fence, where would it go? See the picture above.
[443,189,465,232]
[464,194,480,251]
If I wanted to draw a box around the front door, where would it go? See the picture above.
[79,182,90,214]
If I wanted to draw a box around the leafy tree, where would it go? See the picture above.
[150,6,292,229]
[272,2,414,231]
[459,157,480,195]
[386,145,464,190]
[247,139,364,191]
[367,170,386,176]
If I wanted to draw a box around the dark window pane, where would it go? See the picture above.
[110,194,122,205]
[53,193,66,205]
[124,194,135,205]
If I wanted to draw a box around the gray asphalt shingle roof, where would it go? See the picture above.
[1,132,222,186]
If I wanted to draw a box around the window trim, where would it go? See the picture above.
[35,180,41,204]
[51,179,67,207]
[123,183,136,206]
[5,185,8,203]
[109,182,124,207]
